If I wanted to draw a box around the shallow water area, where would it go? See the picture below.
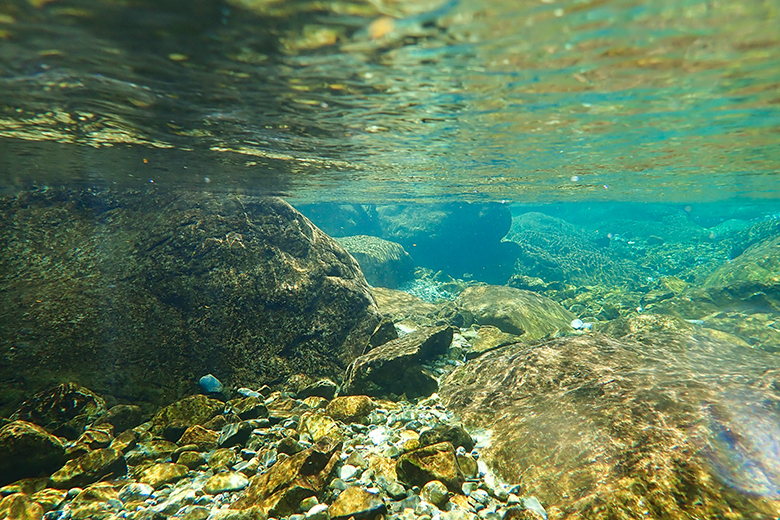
[1,0,779,519]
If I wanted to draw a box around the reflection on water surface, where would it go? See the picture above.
[0,0,778,201]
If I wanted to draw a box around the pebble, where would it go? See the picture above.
[27,331,550,520]
[198,374,223,394]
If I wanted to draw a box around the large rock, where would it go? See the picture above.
[150,395,224,442]
[396,441,464,493]
[448,285,574,339]
[370,287,440,326]
[439,333,780,519]
[505,212,642,287]
[233,437,341,516]
[342,325,453,398]
[49,448,127,489]
[10,383,106,440]
[0,421,66,486]
[335,236,414,289]
[0,189,382,411]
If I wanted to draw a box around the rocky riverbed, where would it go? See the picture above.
[0,329,549,520]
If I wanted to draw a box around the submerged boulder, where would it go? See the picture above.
[0,188,382,411]
[446,285,574,339]
[342,325,452,398]
[335,235,414,289]
[440,332,780,519]
[0,420,67,486]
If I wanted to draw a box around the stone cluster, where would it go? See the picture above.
[0,380,547,520]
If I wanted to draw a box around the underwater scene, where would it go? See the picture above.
[1,0,779,519]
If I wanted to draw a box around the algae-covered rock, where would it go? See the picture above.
[505,211,642,288]
[0,421,66,487]
[336,235,414,289]
[0,493,44,520]
[151,395,224,442]
[396,441,464,493]
[234,437,341,516]
[439,333,780,519]
[370,286,441,326]
[328,486,386,520]
[49,448,126,489]
[325,395,375,423]
[135,462,189,488]
[342,325,453,398]
[10,383,106,440]
[451,285,574,338]
[0,189,382,411]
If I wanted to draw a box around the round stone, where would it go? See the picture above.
[203,472,249,495]
[199,374,224,394]
[421,480,449,508]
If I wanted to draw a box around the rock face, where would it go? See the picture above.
[446,285,574,339]
[0,420,67,486]
[439,333,780,519]
[342,325,453,398]
[335,235,414,289]
[505,212,641,287]
[0,188,382,411]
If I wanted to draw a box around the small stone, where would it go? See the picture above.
[178,451,207,470]
[506,494,521,505]
[306,503,330,520]
[338,464,360,481]
[29,488,67,512]
[179,425,220,451]
[300,496,319,512]
[136,463,188,488]
[328,486,385,520]
[325,396,375,423]
[203,472,249,495]
[177,505,212,520]
[209,448,238,471]
[218,422,252,448]
[462,482,478,495]
[457,454,478,479]
[520,497,547,520]
[199,374,224,394]
[421,480,449,508]
[118,482,154,503]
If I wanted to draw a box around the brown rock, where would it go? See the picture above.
[328,486,386,520]
[178,424,220,451]
[299,412,342,443]
[0,192,381,412]
[0,493,43,520]
[97,404,143,434]
[440,333,780,519]
[371,287,440,324]
[49,448,126,489]
[343,325,453,398]
[30,488,67,513]
[325,396,375,423]
[10,383,106,440]
[136,463,188,488]
[453,285,574,338]
[234,437,341,516]
[150,395,225,442]
[227,397,269,421]
[177,451,206,470]
[209,448,238,472]
[396,441,464,493]
[0,421,66,487]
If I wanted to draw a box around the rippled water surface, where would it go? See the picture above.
[1,0,778,201]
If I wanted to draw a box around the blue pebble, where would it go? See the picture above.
[199,373,223,394]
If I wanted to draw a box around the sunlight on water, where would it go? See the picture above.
[0,0,777,201]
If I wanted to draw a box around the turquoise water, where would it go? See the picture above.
[0,0,778,201]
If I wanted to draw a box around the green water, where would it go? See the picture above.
[0,0,778,201]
